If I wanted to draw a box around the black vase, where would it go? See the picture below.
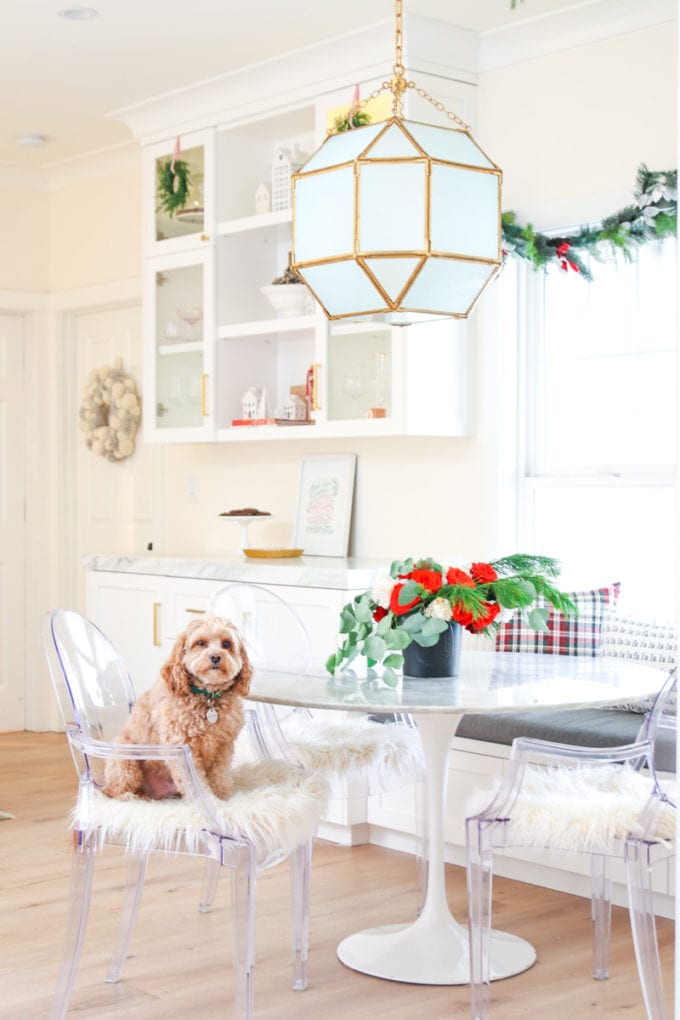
[402,621,462,678]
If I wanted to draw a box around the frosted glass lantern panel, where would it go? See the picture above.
[404,121,496,169]
[430,165,500,259]
[366,122,421,159]
[363,257,423,303]
[155,144,205,243]
[404,258,498,315]
[294,166,355,262]
[299,122,384,173]
[359,162,427,253]
[301,261,387,317]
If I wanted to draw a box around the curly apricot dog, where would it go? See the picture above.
[103,615,252,800]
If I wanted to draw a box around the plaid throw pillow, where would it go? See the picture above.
[495,582,621,657]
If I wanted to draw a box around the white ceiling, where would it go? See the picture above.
[1,0,589,169]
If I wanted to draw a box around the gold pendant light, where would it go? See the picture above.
[291,0,502,324]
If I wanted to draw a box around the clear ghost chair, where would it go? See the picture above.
[42,608,329,1020]
[465,668,676,1020]
[624,709,676,1020]
[196,583,425,915]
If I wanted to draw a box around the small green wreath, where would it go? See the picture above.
[334,110,372,132]
[157,157,191,217]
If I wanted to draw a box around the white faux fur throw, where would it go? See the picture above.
[76,760,329,861]
[466,765,675,852]
[283,714,423,790]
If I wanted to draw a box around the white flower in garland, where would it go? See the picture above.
[371,575,395,609]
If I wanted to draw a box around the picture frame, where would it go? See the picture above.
[294,454,356,557]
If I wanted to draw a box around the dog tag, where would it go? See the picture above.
[206,707,218,724]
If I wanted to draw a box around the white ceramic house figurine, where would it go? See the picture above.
[254,182,271,215]
[271,149,293,212]
[241,386,267,419]
[280,393,308,421]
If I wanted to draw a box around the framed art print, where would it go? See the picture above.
[294,454,356,557]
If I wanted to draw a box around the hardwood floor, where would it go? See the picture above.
[1,731,673,1019]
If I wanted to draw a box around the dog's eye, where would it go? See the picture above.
[195,639,207,647]
[221,639,232,650]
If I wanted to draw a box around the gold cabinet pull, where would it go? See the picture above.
[311,362,321,411]
[200,233,210,242]
[201,374,208,417]
[152,602,161,647]
[185,607,206,615]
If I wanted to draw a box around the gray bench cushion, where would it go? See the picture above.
[455,709,675,773]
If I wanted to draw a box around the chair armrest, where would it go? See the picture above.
[66,728,235,842]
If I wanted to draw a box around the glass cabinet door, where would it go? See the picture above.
[146,128,214,256]
[145,249,214,440]
[325,325,392,422]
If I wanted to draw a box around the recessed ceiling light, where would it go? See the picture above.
[17,133,49,149]
[57,6,99,20]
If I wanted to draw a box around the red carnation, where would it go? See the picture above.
[467,603,501,633]
[389,583,421,616]
[373,606,388,622]
[411,568,443,593]
[470,562,498,584]
[451,605,474,628]
[446,567,474,587]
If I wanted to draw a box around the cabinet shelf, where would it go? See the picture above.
[158,340,204,355]
[217,209,292,238]
[218,315,316,339]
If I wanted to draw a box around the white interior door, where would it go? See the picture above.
[74,304,161,611]
[0,313,26,730]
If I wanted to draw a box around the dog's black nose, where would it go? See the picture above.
[209,654,222,666]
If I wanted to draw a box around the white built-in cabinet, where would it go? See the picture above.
[86,567,362,695]
[141,74,474,444]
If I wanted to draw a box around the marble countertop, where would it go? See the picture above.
[83,552,384,590]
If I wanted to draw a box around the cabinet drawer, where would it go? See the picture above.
[164,578,226,638]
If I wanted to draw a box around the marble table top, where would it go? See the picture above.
[247,652,665,715]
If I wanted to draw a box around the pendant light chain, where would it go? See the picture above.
[332,0,471,133]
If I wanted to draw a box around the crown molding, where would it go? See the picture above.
[479,0,676,72]
[111,16,479,145]
[0,141,140,193]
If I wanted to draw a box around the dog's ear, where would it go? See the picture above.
[234,638,253,695]
[161,630,192,696]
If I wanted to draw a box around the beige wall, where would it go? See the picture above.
[48,165,142,292]
[0,185,50,291]
[479,23,676,219]
[6,17,677,572]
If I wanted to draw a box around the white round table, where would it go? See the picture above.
[247,652,664,986]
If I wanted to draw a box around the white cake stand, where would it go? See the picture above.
[220,514,272,552]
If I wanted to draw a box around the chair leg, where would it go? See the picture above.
[590,853,612,980]
[466,818,494,1020]
[199,858,220,913]
[106,852,147,983]
[50,831,96,1020]
[229,843,257,1020]
[625,838,670,1020]
[289,840,312,991]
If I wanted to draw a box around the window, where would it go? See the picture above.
[520,237,677,617]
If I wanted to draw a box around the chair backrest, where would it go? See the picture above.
[207,584,312,674]
[42,609,136,745]
[639,668,677,804]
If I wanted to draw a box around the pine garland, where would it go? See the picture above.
[502,164,677,282]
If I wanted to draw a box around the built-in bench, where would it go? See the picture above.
[455,608,677,771]
[455,706,675,772]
